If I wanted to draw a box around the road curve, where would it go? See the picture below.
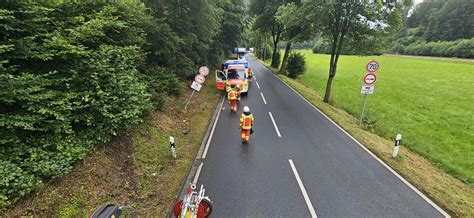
[195,55,447,217]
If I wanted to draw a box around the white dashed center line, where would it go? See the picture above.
[289,159,317,218]
[268,112,282,137]
[260,92,267,104]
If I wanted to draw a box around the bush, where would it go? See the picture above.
[0,161,42,207]
[286,52,306,78]
[140,66,181,110]
[0,2,152,206]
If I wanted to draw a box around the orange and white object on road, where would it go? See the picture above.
[215,60,250,94]
[227,89,239,113]
[173,184,213,218]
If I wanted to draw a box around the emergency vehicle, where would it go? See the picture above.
[215,60,250,95]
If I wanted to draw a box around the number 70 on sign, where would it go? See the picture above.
[366,60,380,73]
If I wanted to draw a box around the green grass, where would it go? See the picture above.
[57,195,84,217]
[296,50,474,185]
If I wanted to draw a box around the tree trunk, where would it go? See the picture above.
[323,53,337,103]
[323,60,338,102]
[279,41,292,74]
[271,33,280,67]
[323,71,335,103]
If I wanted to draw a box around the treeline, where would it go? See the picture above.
[248,0,404,102]
[388,0,474,58]
[0,0,243,207]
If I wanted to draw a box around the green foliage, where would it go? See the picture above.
[407,0,474,41]
[250,0,298,68]
[390,0,473,57]
[0,161,42,207]
[0,0,242,207]
[140,66,181,110]
[286,52,306,78]
[312,39,383,55]
[0,2,153,205]
[291,40,315,50]
[390,38,474,58]
[275,2,313,73]
[306,0,404,102]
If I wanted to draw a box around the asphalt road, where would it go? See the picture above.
[196,55,447,217]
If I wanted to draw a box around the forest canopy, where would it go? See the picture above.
[388,0,474,57]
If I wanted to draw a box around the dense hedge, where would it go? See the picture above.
[389,38,474,58]
[0,2,155,206]
[0,1,243,207]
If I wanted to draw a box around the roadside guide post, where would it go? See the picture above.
[184,65,209,111]
[359,60,379,125]
[392,134,402,158]
[170,136,176,158]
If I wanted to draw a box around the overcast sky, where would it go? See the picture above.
[414,0,423,6]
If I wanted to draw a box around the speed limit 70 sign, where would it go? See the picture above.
[366,60,380,73]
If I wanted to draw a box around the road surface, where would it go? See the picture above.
[195,55,447,217]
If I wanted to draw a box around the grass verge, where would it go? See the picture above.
[259,59,473,217]
[2,74,220,216]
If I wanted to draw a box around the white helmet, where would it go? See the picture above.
[243,106,250,113]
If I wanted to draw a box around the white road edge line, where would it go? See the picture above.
[192,162,204,185]
[271,73,450,218]
[202,98,225,159]
[260,92,267,104]
[268,112,282,137]
[256,81,261,89]
[289,159,318,218]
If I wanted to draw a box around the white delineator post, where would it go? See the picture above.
[392,134,402,158]
[170,136,176,158]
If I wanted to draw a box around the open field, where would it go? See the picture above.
[295,50,474,185]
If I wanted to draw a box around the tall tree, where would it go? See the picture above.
[308,0,403,103]
[250,0,294,68]
[275,2,313,73]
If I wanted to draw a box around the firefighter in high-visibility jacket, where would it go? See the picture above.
[239,106,254,143]
[227,87,239,113]
[248,67,253,78]
[225,81,232,93]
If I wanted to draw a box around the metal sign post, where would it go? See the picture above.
[359,60,379,125]
[184,66,208,111]
[359,93,368,125]
[184,90,196,111]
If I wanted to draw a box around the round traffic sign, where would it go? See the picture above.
[199,66,209,76]
[363,73,377,85]
[195,74,205,84]
[366,60,380,73]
